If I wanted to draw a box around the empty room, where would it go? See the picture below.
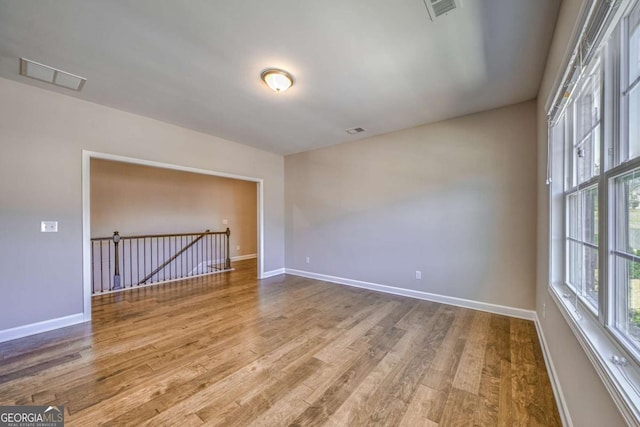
[0,0,638,426]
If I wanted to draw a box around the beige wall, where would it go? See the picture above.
[285,100,537,310]
[536,0,626,425]
[90,159,257,257]
[0,77,283,331]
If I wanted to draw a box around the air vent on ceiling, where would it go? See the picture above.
[423,0,461,20]
[346,127,365,135]
[20,58,86,91]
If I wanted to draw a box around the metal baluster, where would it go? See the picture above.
[91,241,96,293]
[143,238,147,286]
[108,240,113,290]
[169,236,172,279]
[138,239,140,284]
[98,242,102,293]
[129,238,132,288]
[156,237,159,284]
[121,236,125,289]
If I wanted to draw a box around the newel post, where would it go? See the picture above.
[112,231,122,290]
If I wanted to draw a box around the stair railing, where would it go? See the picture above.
[90,228,231,295]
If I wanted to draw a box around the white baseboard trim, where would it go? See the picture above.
[0,313,86,344]
[534,314,573,427]
[232,254,257,262]
[284,268,536,321]
[261,268,285,279]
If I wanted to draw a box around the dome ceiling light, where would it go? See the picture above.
[261,68,294,93]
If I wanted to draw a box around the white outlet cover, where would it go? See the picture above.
[222,219,228,225]
[41,221,58,232]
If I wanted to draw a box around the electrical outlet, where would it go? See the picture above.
[236,245,240,251]
[306,256,310,264]
[222,219,228,225]
[415,270,422,280]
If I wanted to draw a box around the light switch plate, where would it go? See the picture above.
[41,221,58,232]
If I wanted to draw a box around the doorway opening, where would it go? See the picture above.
[81,151,264,321]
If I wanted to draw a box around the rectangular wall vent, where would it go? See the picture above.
[423,0,461,21]
[346,127,365,135]
[20,58,86,91]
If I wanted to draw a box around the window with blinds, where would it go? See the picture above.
[547,0,640,422]
[561,56,602,313]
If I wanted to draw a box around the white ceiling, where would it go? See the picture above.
[0,0,560,155]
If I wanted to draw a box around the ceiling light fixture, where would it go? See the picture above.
[261,68,294,92]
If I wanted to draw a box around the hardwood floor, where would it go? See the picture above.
[0,259,561,426]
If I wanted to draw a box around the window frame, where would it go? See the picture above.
[607,0,640,362]
[562,55,604,317]
[548,1,640,423]
[607,159,640,363]
[564,185,600,314]
[557,0,640,360]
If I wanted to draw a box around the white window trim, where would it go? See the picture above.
[547,1,640,423]
[549,283,640,424]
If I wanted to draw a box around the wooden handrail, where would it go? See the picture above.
[137,230,210,285]
[91,230,228,241]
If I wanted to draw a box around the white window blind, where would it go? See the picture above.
[547,0,640,424]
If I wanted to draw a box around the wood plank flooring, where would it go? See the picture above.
[0,260,561,426]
